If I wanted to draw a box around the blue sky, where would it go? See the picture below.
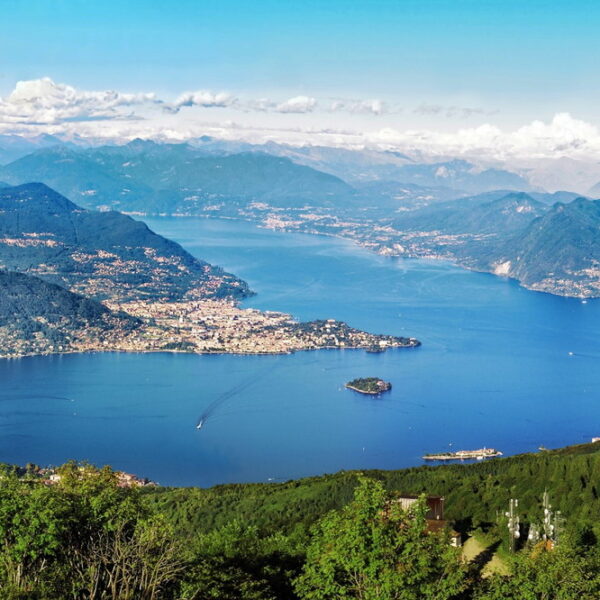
[2,1,600,115]
[1,0,600,161]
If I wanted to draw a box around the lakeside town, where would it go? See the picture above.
[3,463,156,488]
[0,296,420,359]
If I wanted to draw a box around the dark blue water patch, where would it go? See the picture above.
[1,217,598,487]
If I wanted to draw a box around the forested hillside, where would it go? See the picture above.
[2,443,599,599]
[491,197,600,297]
[0,270,141,357]
[148,441,600,539]
[0,182,249,302]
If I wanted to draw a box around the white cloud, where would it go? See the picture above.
[330,98,388,115]
[510,112,599,155]
[171,94,318,114]
[275,96,317,114]
[413,103,491,119]
[0,77,157,124]
[172,90,236,109]
[0,78,394,126]
[169,93,318,114]
[243,98,275,112]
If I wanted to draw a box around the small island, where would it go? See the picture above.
[345,377,392,395]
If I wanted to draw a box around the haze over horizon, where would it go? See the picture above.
[2,1,600,191]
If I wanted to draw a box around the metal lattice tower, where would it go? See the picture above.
[506,498,520,553]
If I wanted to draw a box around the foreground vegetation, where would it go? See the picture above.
[1,443,599,598]
[149,441,600,540]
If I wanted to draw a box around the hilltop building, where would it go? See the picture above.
[394,495,462,547]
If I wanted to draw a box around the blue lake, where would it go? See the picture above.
[1,218,599,486]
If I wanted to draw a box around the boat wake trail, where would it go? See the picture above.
[196,358,284,430]
[5,394,76,403]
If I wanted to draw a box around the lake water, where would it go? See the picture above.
[1,218,599,486]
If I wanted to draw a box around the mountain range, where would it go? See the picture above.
[385,192,600,296]
[0,142,354,213]
[0,140,580,218]
[189,138,547,194]
[371,191,595,296]
[0,138,598,298]
[0,133,70,164]
[227,186,600,297]
[3,133,600,194]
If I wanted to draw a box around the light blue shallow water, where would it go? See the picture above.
[1,217,599,486]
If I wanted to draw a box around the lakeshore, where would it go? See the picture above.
[140,202,600,299]
[0,296,419,359]
[0,217,598,487]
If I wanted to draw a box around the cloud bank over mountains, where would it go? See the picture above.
[372,113,600,161]
[2,78,600,169]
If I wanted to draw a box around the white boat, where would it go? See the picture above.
[196,419,204,430]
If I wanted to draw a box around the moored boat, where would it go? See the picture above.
[422,448,502,461]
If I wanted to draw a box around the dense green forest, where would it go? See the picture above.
[149,441,600,539]
[1,443,599,599]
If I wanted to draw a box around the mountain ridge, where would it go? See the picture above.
[0,182,249,302]
[488,197,600,297]
[0,145,354,213]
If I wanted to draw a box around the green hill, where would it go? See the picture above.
[489,198,600,297]
[393,192,547,237]
[147,441,600,539]
[3,442,600,598]
[0,270,140,356]
[0,182,249,302]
